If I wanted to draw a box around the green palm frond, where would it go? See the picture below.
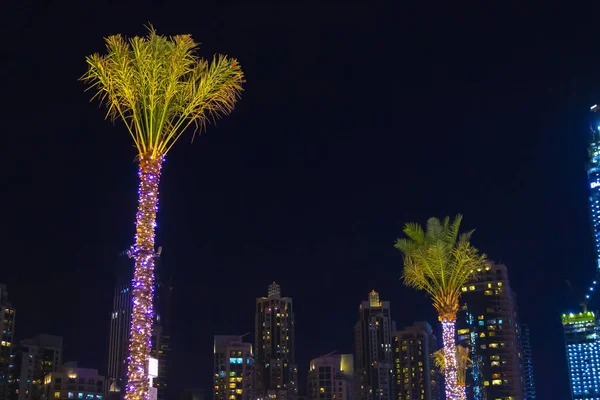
[394,214,487,320]
[433,345,471,385]
[81,24,245,158]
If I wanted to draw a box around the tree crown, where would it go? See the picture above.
[395,214,487,321]
[81,25,244,158]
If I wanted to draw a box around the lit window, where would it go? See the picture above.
[68,393,74,399]
[457,329,469,335]
[491,379,502,385]
[469,286,475,291]
[461,287,467,292]
[54,392,60,398]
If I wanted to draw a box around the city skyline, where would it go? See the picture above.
[4,3,600,400]
[0,270,531,400]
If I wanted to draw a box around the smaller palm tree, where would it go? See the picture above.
[395,214,486,400]
[433,346,472,400]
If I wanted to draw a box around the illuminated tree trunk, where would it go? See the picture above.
[126,156,163,400]
[441,319,460,400]
[458,386,466,400]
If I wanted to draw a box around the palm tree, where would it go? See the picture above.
[82,26,244,400]
[394,215,486,400]
[433,345,472,400]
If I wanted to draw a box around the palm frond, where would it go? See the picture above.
[395,214,486,320]
[433,345,471,386]
[81,24,245,158]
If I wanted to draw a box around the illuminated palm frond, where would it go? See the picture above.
[81,24,245,158]
[395,214,487,321]
[433,345,472,386]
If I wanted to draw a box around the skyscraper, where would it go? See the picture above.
[561,104,600,400]
[456,262,524,400]
[354,291,395,400]
[107,251,134,395]
[0,285,16,400]
[520,324,536,400]
[213,335,255,400]
[151,272,173,400]
[391,322,439,400]
[12,334,63,400]
[254,283,297,400]
[562,311,600,399]
[107,249,170,399]
[586,104,600,272]
[307,354,353,400]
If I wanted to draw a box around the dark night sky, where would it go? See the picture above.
[4,2,600,399]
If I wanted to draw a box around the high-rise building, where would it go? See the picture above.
[0,284,16,400]
[562,311,600,399]
[12,334,63,400]
[107,251,132,395]
[150,275,172,400]
[391,322,439,400]
[561,104,600,400]
[43,362,105,400]
[520,324,536,400]
[587,104,600,272]
[254,283,297,400]
[213,335,255,400]
[107,250,171,399]
[307,354,353,400]
[456,262,524,400]
[354,290,395,400]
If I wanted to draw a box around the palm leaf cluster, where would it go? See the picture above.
[81,25,244,158]
[433,346,472,386]
[395,214,486,321]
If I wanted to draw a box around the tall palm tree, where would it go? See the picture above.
[394,215,486,400]
[433,345,472,400]
[82,26,244,400]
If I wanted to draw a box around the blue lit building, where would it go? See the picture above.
[587,104,600,272]
[562,311,600,399]
[562,105,600,400]
[521,324,536,399]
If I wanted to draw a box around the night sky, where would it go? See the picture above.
[4,2,600,399]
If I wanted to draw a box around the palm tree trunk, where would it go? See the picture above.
[441,319,460,400]
[126,155,163,400]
